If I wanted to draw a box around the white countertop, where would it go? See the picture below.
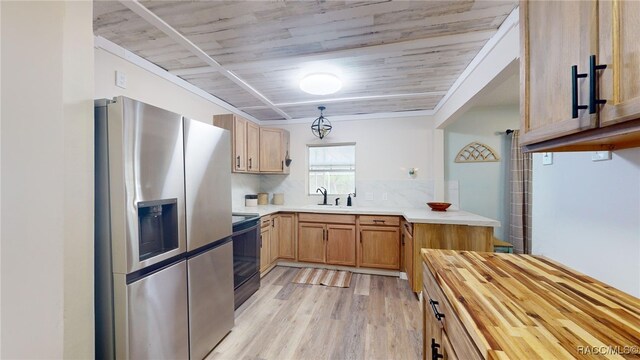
[232,204,500,227]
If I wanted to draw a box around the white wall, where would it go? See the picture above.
[1,2,94,358]
[445,106,519,239]
[95,48,229,124]
[256,116,441,208]
[532,149,640,297]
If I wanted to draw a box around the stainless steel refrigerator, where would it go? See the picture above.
[95,97,233,360]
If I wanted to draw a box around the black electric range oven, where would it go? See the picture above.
[231,213,260,309]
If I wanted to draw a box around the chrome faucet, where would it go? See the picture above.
[316,187,328,205]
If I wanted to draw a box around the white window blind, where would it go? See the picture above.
[308,144,356,195]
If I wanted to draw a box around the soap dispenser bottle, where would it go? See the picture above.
[347,193,353,206]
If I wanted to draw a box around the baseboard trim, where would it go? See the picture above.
[276,261,401,277]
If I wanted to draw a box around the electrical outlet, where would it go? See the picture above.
[542,152,553,165]
[592,151,612,162]
[115,71,127,89]
[382,192,388,201]
[365,192,374,201]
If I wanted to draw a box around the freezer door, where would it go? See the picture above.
[106,97,187,273]
[126,260,189,360]
[187,240,234,359]
[184,118,232,251]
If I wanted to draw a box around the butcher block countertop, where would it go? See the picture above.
[421,249,640,359]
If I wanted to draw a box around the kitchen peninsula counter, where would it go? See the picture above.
[421,249,640,359]
[232,204,499,227]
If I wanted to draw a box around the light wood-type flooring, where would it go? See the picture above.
[207,266,422,360]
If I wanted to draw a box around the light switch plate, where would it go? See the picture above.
[542,152,553,165]
[115,70,127,89]
[592,151,612,162]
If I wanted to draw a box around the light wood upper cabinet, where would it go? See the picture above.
[598,0,640,127]
[259,127,290,173]
[246,121,260,173]
[326,224,356,266]
[521,0,640,152]
[298,222,326,263]
[520,0,597,146]
[277,213,295,260]
[214,114,249,173]
[213,114,290,174]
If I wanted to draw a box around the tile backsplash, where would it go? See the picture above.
[232,174,435,208]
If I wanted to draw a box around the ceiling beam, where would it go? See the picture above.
[169,29,495,77]
[238,91,447,110]
[119,0,291,120]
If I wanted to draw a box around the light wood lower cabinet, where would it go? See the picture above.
[408,223,492,293]
[423,262,480,360]
[298,222,326,263]
[297,213,356,266]
[359,225,400,269]
[326,225,356,266]
[402,221,414,285]
[276,213,295,260]
[259,222,271,273]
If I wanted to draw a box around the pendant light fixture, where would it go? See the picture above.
[311,106,332,139]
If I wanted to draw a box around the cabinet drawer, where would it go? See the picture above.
[260,216,271,228]
[359,215,400,226]
[298,213,355,224]
[422,262,481,360]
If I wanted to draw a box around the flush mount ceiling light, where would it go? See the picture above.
[311,106,332,139]
[299,73,342,95]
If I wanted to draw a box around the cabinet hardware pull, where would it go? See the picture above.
[571,65,588,119]
[401,233,405,245]
[236,155,241,168]
[589,54,607,114]
[431,339,444,360]
[249,158,252,169]
[281,160,284,170]
[429,299,445,321]
[260,235,263,248]
[359,230,362,243]
[373,219,385,223]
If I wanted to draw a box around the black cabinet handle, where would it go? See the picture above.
[431,339,444,360]
[572,65,588,118]
[249,158,252,169]
[236,155,240,168]
[589,54,607,114]
[429,299,445,321]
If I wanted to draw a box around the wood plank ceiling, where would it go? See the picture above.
[93,0,517,121]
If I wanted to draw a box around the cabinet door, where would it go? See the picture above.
[403,223,414,290]
[326,224,356,266]
[598,0,640,126]
[246,121,260,172]
[269,217,279,264]
[233,116,247,172]
[423,289,443,360]
[520,0,598,145]
[298,222,326,263]
[359,226,400,269]
[259,127,284,172]
[259,226,270,272]
[277,213,295,260]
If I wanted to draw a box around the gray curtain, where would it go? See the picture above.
[509,130,532,254]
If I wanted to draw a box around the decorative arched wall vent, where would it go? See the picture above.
[455,142,500,163]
